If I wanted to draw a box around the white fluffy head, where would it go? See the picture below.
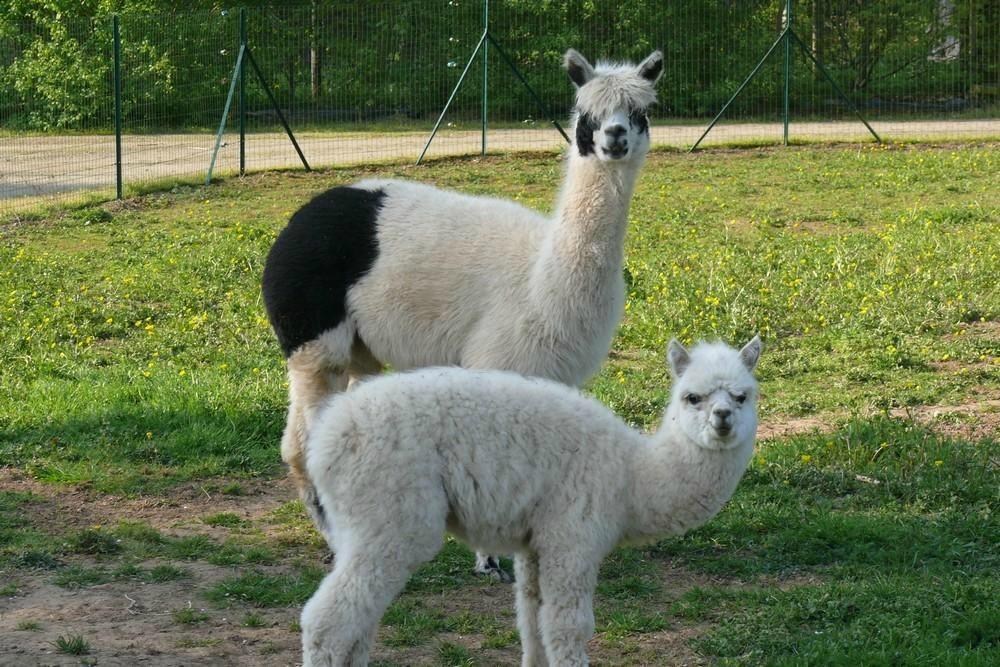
[666,336,761,451]
[564,49,663,163]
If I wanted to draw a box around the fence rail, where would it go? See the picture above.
[1,0,997,213]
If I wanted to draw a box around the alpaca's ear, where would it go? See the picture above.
[638,50,664,84]
[564,49,595,88]
[739,335,762,372]
[667,339,690,377]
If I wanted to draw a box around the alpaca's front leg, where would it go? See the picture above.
[537,552,598,666]
[514,552,549,667]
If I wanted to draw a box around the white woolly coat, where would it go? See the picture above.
[305,367,753,560]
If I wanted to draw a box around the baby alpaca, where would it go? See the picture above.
[300,336,761,666]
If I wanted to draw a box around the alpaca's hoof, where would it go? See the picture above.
[473,557,514,583]
[321,550,335,565]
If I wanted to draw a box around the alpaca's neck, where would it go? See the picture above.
[529,153,643,318]
[546,149,642,270]
[624,410,754,543]
[552,154,643,261]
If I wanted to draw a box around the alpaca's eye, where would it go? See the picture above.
[734,394,747,404]
[630,110,649,133]
[685,394,702,406]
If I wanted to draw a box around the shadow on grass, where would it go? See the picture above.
[0,404,285,494]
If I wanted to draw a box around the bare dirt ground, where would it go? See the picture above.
[3,119,998,204]
[2,394,997,666]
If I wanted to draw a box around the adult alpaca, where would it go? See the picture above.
[299,337,762,666]
[262,48,664,577]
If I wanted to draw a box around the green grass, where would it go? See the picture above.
[678,576,1000,665]
[202,511,249,528]
[173,606,210,625]
[52,634,91,656]
[0,145,997,664]
[206,567,325,608]
[242,612,268,628]
[437,641,476,666]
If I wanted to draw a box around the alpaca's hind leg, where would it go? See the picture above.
[474,553,514,582]
[282,326,355,534]
[514,552,548,667]
[301,502,446,666]
[300,549,410,667]
[537,551,598,666]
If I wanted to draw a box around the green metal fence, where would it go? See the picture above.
[2,0,997,213]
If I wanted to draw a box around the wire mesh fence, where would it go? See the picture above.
[1,0,997,213]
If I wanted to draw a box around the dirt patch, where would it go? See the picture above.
[929,359,996,373]
[1,474,734,666]
[758,415,831,440]
[757,391,1000,443]
[590,624,710,666]
[0,469,296,537]
[889,398,1000,442]
[942,319,1000,342]
[1,563,303,667]
[0,555,724,667]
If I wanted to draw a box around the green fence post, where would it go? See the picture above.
[112,14,123,199]
[207,44,245,185]
[417,31,488,165]
[245,49,311,171]
[690,31,787,151]
[487,35,570,144]
[481,0,489,156]
[790,31,881,143]
[783,0,792,145]
[239,7,247,176]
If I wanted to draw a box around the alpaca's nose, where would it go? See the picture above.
[605,124,627,141]
[713,408,732,421]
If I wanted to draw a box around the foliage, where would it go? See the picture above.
[0,0,995,131]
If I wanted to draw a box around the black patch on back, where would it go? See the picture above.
[575,113,598,156]
[262,186,385,357]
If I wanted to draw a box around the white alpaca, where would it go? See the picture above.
[300,336,761,666]
[262,48,664,577]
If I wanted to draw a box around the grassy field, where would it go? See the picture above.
[1,144,998,665]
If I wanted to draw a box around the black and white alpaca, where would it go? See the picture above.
[262,48,664,578]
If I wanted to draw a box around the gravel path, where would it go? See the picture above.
[2,119,997,204]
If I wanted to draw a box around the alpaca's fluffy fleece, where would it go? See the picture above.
[299,337,761,666]
[263,48,664,579]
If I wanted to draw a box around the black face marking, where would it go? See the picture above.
[575,112,598,156]
[630,109,649,135]
[262,186,386,357]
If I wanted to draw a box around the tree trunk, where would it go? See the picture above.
[811,0,825,80]
[310,0,321,100]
